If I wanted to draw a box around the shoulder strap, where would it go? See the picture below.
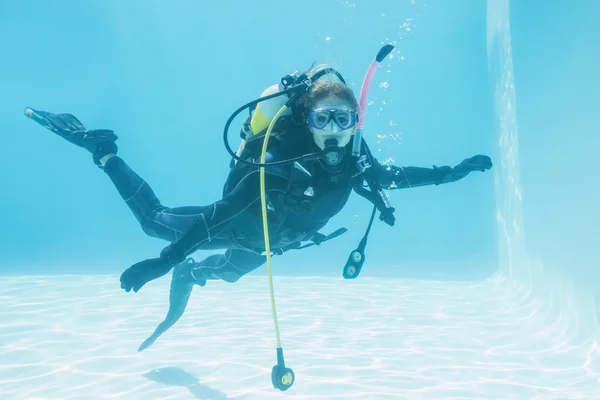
[351,141,396,226]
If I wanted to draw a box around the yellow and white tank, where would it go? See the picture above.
[233,83,292,163]
[248,83,292,137]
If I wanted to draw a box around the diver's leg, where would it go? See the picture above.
[24,108,211,243]
[189,248,267,285]
[137,248,267,352]
[102,156,214,243]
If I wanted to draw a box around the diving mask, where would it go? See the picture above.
[307,109,358,131]
[307,106,358,151]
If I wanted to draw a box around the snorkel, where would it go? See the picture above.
[352,44,395,156]
[221,44,395,392]
[340,44,396,281]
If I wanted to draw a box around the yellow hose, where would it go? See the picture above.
[259,104,289,350]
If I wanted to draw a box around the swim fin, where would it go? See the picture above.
[24,107,118,165]
[137,258,197,351]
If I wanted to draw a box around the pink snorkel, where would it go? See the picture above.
[352,44,395,157]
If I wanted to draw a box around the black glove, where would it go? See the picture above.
[454,155,493,173]
[120,244,186,293]
[120,257,173,293]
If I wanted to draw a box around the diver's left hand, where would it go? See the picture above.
[120,257,174,293]
[455,155,493,173]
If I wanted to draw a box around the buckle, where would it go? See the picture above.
[356,155,371,173]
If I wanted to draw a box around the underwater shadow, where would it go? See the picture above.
[143,367,234,400]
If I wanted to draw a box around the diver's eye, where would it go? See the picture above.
[314,112,330,126]
[335,114,350,128]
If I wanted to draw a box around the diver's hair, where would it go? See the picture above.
[302,80,358,110]
[294,64,359,123]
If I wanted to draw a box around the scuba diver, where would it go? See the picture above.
[24,46,492,390]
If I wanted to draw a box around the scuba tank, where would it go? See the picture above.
[231,82,292,167]
[250,83,292,136]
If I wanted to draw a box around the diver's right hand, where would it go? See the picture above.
[120,244,186,292]
[120,257,174,293]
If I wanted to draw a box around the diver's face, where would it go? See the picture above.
[307,97,357,150]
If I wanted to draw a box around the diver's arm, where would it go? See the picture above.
[371,155,493,190]
[160,169,288,264]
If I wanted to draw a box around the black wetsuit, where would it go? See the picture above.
[105,118,475,285]
[24,106,491,293]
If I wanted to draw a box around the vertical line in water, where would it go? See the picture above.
[486,0,600,344]
[486,0,527,285]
